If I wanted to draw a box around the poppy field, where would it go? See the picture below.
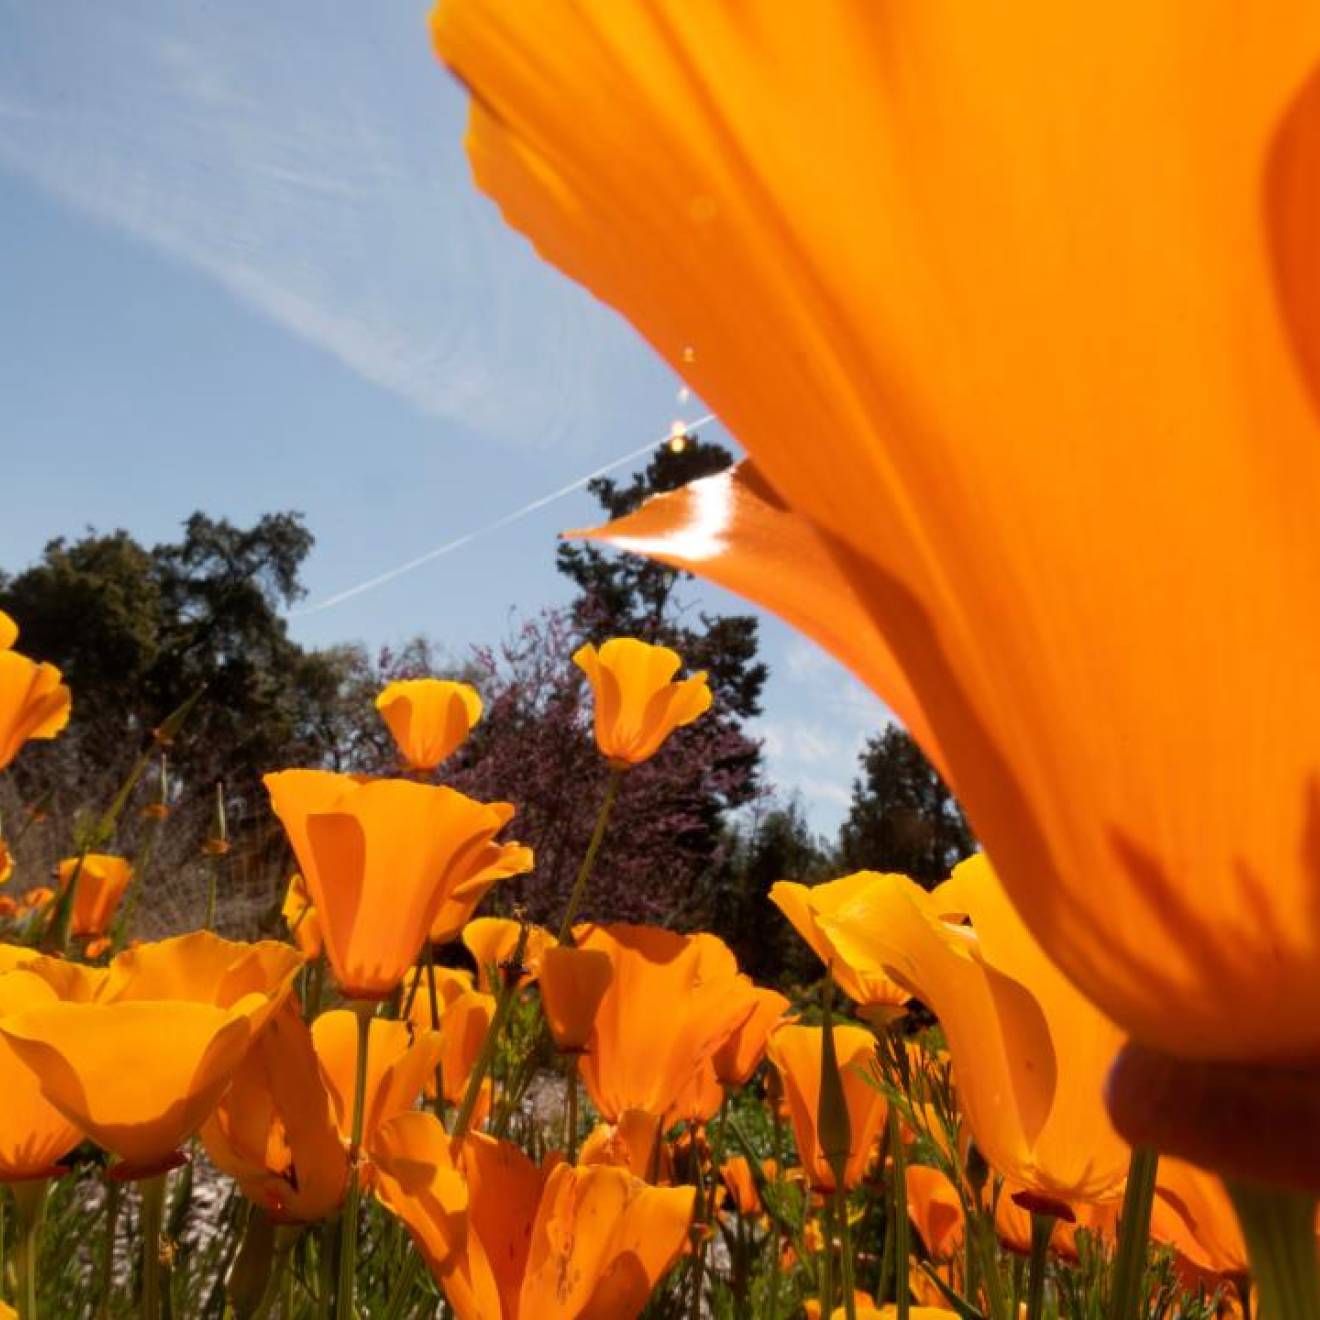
[4,2,1320,1318]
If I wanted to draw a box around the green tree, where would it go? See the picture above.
[835,725,977,886]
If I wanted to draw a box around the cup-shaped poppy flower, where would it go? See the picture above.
[436,987,496,1121]
[712,985,790,1088]
[462,916,557,992]
[281,873,322,959]
[1150,1157,1250,1277]
[539,945,613,1053]
[818,855,1129,1205]
[310,1010,444,1151]
[375,678,483,773]
[906,1164,965,1260]
[57,854,132,939]
[0,611,16,650]
[719,1155,776,1219]
[572,638,711,767]
[0,931,300,1175]
[771,875,911,1025]
[0,970,84,1180]
[200,1002,348,1223]
[373,1111,695,1318]
[0,648,70,772]
[574,923,757,1124]
[766,1022,887,1194]
[264,769,522,999]
[434,3,1320,1076]
[428,828,534,944]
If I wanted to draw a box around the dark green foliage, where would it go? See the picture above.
[836,725,977,886]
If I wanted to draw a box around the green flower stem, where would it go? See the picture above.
[11,1178,47,1320]
[1106,1145,1158,1320]
[689,1132,709,1320]
[889,1107,910,1320]
[565,1057,580,1163]
[139,1172,168,1320]
[97,1179,121,1320]
[423,947,446,1118]
[335,1002,374,1320]
[837,1186,859,1320]
[1227,1180,1320,1320]
[556,767,622,943]
[820,1199,837,1320]
[450,972,516,1144]
[1025,1212,1055,1320]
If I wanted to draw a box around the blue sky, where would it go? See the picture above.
[0,1,889,834]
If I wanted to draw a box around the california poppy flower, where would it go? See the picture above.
[401,962,474,1038]
[538,945,613,1053]
[0,969,83,1180]
[375,678,483,773]
[1151,1157,1250,1277]
[574,923,757,1125]
[433,3,1320,1076]
[765,1023,887,1194]
[264,770,523,999]
[57,854,133,939]
[281,873,322,959]
[462,916,556,992]
[0,931,301,1175]
[819,856,1128,1205]
[712,985,790,1088]
[770,876,910,1025]
[435,987,496,1122]
[906,1164,964,1260]
[0,611,16,650]
[428,824,534,944]
[719,1155,776,1219]
[372,1111,695,1318]
[578,1109,669,1183]
[0,838,12,887]
[200,1002,348,1223]
[0,647,70,773]
[572,639,711,767]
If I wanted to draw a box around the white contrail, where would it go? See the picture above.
[293,414,717,616]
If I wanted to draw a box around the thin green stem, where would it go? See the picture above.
[335,1003,373,1320]
[11,1178,47,1320]
[1106,1145,1158,1320]
[1025,1213,1055,1320]
[837,1186,859,1320]
[1227,1180,1320,1320]
[556,768,622,943]
[565,1058,580,1163]
[689,1125,710,1320]
[139,1173,168,1320]
[97,1179,121,1319]
[381,1251,423,1320]
[424,946,446,1117]
[820,1199,837,1320]
[451,956,521,1144]
[889,1107,910,1320]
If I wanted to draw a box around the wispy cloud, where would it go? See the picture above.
[0,1,668,450]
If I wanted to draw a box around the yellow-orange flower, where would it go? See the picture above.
[770,875,909,1024]
[0,969,83,1180]
[0,837,11,887]
[264,769,524,999]
[434,3,1320,1070]
[0,647,70,773]
[579,1109,669,1183]
[574,923,756,1125]
[310,1010,443,1150]
[766,1022,887,1194]
[200,1002,348,1223]
[436,987,496,1122]
[572,638,711,767]
[462,916,556,992]
[281,873,322,958]
[57,854,133,939]
[372,1111,695,1318]
[1151,1157,1250,1277]
[375,678,483,772]
[538,945,613,1054]
[906,1164,965,1260]
[0,931,300,1174]
[719,1155,776,1218]
[819,855,1129,1205]
[401,962,474,1038]
[0,611,16,650]
[712,986,790,1089]
[428,822,534,943]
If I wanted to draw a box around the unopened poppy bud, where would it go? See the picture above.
[816,982,853,1191]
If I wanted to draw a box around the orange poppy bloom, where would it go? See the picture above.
[0,611,16,650]
[572,638,711,767]
[310,1010,443,1152]
[906,1164,964,1259]
[375,678,483,773]
[401,963,474,1037]
[0,931,301,1175]
[281,873,322,958]
[372,1111,695,1318]
[428,824,534,944]
[0,647,70,772]
[436,988,496,1121]
[819,856,1129,1204]
[719,1155,776,1218]
[766,1022,887,1194]
[574,923,757,1124]
[0,837,12,887]
[578,1109,669,1183]
[770,876,910,1024]
[712,985,790,1088]
[434,2,1320,1070]
[200,1002,348,1223]
[1151,1157,1250,1277]
[537,945,613,1053]
[0,969,83,1180]
[18,886,53,913]
[462,916,556,992]
[57,854,133,939]
[264,769,524,999]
